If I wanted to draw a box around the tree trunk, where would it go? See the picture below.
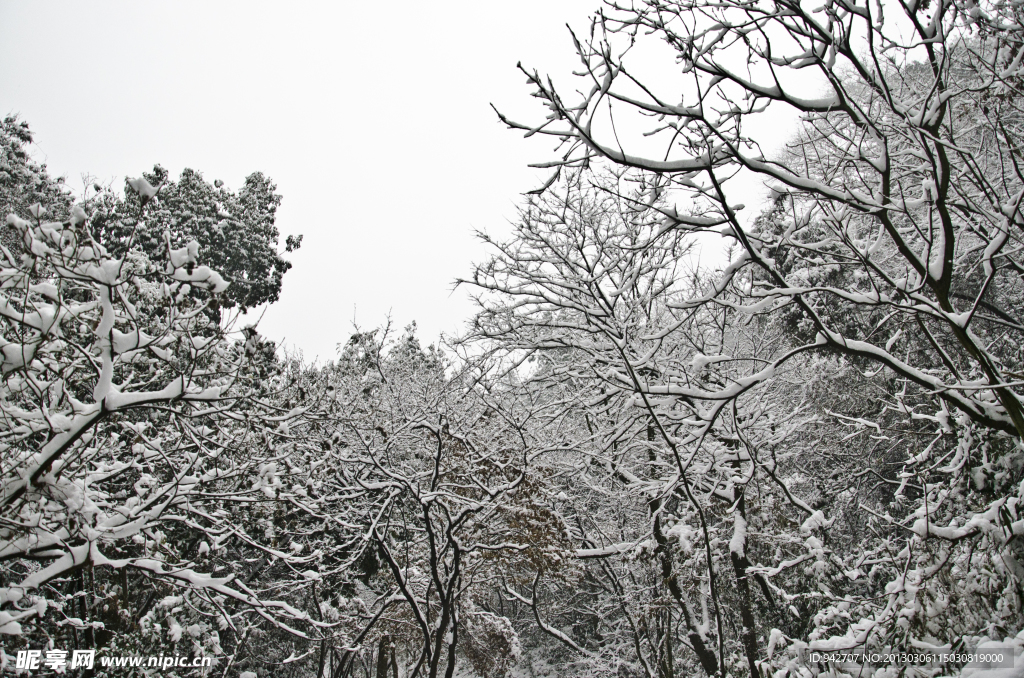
[376,635,391,678]
[730,500,760,678]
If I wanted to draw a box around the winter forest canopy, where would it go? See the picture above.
[2,0,1024,676]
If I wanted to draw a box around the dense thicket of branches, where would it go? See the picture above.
[3,0,1024,674]
[474,0,1024,672]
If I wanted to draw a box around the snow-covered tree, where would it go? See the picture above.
[273,325,563,678]
[0,116,73,253]
[89,165,301,315]
[489,0,1024,672]
[0,190,318,672]
[467,160,1024,675]
[465,171,830,677]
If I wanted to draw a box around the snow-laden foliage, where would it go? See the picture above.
[0,196,320,672]
[86,165,300,316]
[0,116,73,254]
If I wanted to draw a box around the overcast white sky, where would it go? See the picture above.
[0,2,799,362]
[0,1,613,360]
